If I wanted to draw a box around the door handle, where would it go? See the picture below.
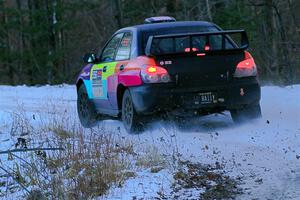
[119,65,124,71]
[103,66,107,72]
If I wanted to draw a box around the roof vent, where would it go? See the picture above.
[144,16,176,23]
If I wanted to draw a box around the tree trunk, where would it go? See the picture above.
[205,0,212,21]
[114,0,123,29]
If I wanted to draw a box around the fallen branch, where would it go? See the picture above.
[0,147,64,155]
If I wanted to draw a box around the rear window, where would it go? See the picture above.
[142,26,235,55]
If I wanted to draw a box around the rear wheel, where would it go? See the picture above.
[230,104,262,123]
[122,90,144,133]
[77,84,98,128]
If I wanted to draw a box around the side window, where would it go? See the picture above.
[115,32,132,61]
[101,33,124,62]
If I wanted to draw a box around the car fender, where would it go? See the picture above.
[117,56,157,87]
[76,63,93,98]
[118,69,142,87]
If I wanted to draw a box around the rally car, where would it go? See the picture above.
[76,16,261,133]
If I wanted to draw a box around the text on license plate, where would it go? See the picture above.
[197,92,216,104]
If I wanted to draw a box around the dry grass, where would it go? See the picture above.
[0,103,142,200]
[21,128,136,199]
[135,146,166,169]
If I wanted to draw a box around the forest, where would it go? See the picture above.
[0,0,299,85]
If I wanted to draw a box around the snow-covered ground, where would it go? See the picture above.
[0,84,299,199]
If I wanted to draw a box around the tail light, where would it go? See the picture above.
[234,51,257,78]
[141,65,171,83]
[204,45,210,51]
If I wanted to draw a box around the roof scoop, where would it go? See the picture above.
[144,16,176,23]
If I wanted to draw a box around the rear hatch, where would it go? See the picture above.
[145,29,248,89]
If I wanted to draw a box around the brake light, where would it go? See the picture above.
[141,66,171,83]
[184,47,198,52]
[234,51,257,78]
[204,45,210,51]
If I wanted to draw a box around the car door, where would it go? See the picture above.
[107,32,133,111]
[90,32,132,115]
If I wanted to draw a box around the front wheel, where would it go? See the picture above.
[230,104,262,123]
[121,90,144,133]
[77,84,98,128]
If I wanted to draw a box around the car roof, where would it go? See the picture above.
[117,21,215,33]
[114,21,218,56]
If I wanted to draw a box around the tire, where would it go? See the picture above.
[77,84,98,128]
[121,90,144,133]
[230,104,262,123]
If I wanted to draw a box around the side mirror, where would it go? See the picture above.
[83,53,97,64]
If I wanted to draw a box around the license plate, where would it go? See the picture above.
[196,92,216,104]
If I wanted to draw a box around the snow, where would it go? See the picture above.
[101,169,173,200]
[0,84,300,199]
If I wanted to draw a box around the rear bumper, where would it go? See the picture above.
[129,77,261,115]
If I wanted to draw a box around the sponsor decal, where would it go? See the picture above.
[92,69,103,97]
[92,85,103,97]
[160,60,172,65]
[92,70,102,80]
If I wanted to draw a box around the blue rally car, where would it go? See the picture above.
[76,16,261,133]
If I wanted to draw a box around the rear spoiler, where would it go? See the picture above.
[145,30,249,56]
